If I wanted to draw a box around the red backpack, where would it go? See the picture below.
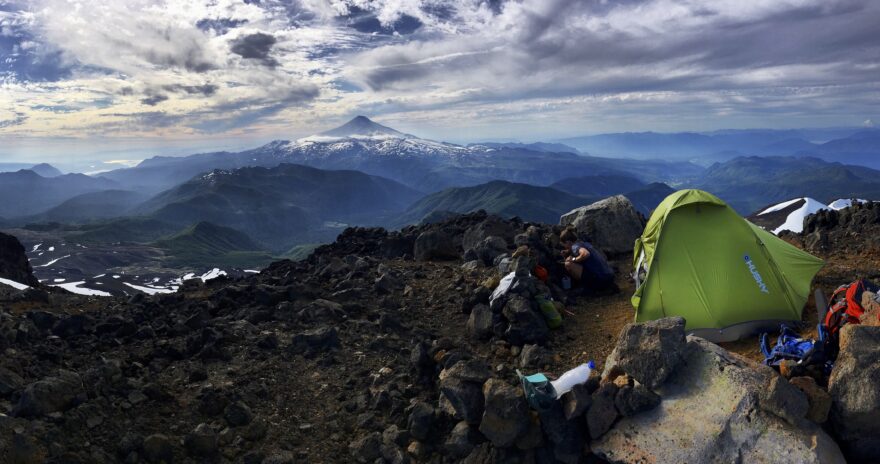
[823,279,870,336]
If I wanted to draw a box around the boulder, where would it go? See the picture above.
[349,432,382,463]
[559,195,644,256]
[414,230,459,261]
[502,296,549,346]
[467,305,493,341]
[0,232,38,286]
[444,421,480,459]
[561,383,592,420]
[142,434,174,464]
[289,327,340,356]
[478,379,530,448]
[789,376,831,423]
[470,236,509,266]
[828,324,880,460]
[614,383,661,417]
[14,370,84,417]
[462,217,515,253]
[587,383,619,439]
[407,402,435,441]
[593,336,845,464]
[184,423,218,457]
[602,316,686,389]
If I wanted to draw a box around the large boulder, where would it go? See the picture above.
[593,336,845,463]
[414,230,459,261]
[0,232,38,286]
[828,325,880,460]
[478,379,530,448]
[559,195,644,256]
[602,317,687,389]
[14,370,85,417]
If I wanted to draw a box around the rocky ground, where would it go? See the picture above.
[0,201,879,463]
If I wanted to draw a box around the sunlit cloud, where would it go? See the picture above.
[0,0,877,161]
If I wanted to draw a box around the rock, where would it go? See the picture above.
[383,424,410,447]
[471,236,509,265]
[602,316,686,389]
[439,377,484,424]
[52,314,93,338]
[789,376,831,423]
[462,217,515,253]
[407,402,435,441]
[414,230,459,261]
[559,195,644,256]
[224,400,254,426]
[14,370,84,417]
[184,423,218,457]
[519,344,549,369]
[0,232,39,286]
[466,304,493,341]
[349,432,382,463]
[860,291,880,326]
[444,421,479,459]
[502,296,549,346]
[289,327,339,356]
[587,383,619,439]
[759,375,809,426]
[561,383,592,420]
[0,366,24,396]
[592,336,845,464]
[142,434,174,464]
[828,324,880,460]
[440,359,491,384]
[539,402,584,464]
[614,383,661,417]
[478,378,529,448]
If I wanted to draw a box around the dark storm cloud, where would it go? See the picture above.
[230,32,278,67]
[350,0,880,100]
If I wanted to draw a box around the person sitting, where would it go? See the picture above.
[560,229,615,293]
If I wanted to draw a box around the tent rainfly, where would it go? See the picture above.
[632,189,824,342]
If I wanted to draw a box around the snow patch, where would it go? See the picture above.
[758,198,803,215]
[123,282,177,295]
[32,243,42,252]
[0,277,30,290]
[829,198,869,210]
[47,246,55,252]
[36,255,71,267]
[772,198,829,234]
[51,281,112,297]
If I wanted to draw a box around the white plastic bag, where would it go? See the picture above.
[490,271,517,305]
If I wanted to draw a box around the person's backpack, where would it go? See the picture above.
[823,279,872,336]
[760,324,831,374]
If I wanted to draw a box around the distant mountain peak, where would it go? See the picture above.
[318,115,411,139]
[30,163,63,177]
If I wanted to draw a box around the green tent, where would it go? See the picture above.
[632,189,824,342]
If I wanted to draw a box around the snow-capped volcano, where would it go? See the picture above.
[318,115,412,140]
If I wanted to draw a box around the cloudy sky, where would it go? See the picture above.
[1,0,878,167]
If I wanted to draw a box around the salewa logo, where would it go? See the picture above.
[744,255,770,294]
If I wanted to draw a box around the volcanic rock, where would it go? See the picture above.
[593,336,845,463]
[479,379,530,448]
[559,195,645,256]
[602,316,686,389]
[828,324,880,460]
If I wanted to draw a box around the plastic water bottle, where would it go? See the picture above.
[550,361,595,398]
[561,276,571,290]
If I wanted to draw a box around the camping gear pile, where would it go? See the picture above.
[760,278,880,376]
